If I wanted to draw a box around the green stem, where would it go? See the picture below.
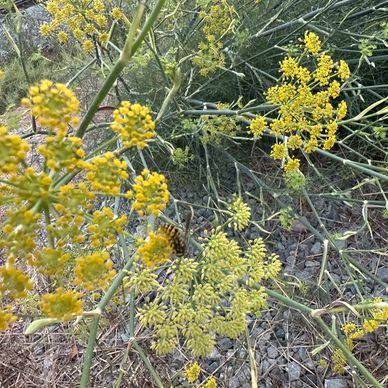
[76,0,167,138]
[315,149,388,182]
[80,253,136,388]
[265,289,383,387]
[132,341,165,388]
[79,316,100,388]
[315,318,383,388]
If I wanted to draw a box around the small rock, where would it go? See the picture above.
[305,260,320,267]
[208,348,222,360]
[324,378,347,388]
[333,238,348,250]
[261,359,271,373]
[330,273,341,284]
[267,345,279,359]
[229,377,240,388]
[229,364,250,388]
[206,362,218,374]
[291,221,307,233]
[311,241,322,255]
[297,347,307,361]
[239,349,247,358]
[287,362,301,381]
[275,328,285,340]
[377,267,388,282]
[218,337,233,350]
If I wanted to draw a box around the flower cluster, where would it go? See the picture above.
[39,0,123,50]
[130,227,281,357]
[249,116,267,138]
[226,195,251,231]
[0,80,172,329]
[201,103,240,144]
[250,32,351,174]
[192,0,237,76]
[130,169,170,217]
[74,252,116,291]
[0,126,30,174]
[21,80,80,137]
[85,152,129,195]
[0,265,33,299]
[185,362,201,383]
[136,232,174,268]
[37,136,85,172]
[87,208,127,248]
[0,307,17,331]
[111,101,156,149]
[41,287,83,321]
[333,300,388,374]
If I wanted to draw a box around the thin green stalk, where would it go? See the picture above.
[265,289,383,387]
[66,58,97,87]
[315,318,383,388]
[132,341,164,388]
[156,67,182,122]
[79,316,100,388]
[76,0,167,138]
[80,253,136,388]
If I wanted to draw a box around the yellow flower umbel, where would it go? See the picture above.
[21,80,80,137]
[303,31,321,55]
[284,158,300,174]
[9,168,52,207]
[135,226,279,358]
[185,362,201,383]
[192,0,236,76]
[87,208,127,248]
[131,169,170,217]
[0,265,33,299]
[205,376,217,388]
[39,0,118,48]
[0,306,17,331]
[74,251,116,291]
[0,126,30,174]
[37,136,85,172]
[85,152,129,195]
[30,247,70,276]
[226,195,251,231]
[137,232,174,268]
[271,143,287,160]
[249,116,267,138]
[261,31,351,173]
[0,208,38,259]
[41,287,83,321]
[111,101,156,149]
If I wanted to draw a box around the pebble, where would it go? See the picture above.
[287,362,301,381]
[311,241,322,255]
[291,221,307,233]
[334,238,348,250]
[377,267,388,282]
[229,364,250,387]
[305,260,320,267]
[206,362,218,374]
[267,345,279,359]
[208,348,222,360]
[324,379,348,388]
[217,337,234,350]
